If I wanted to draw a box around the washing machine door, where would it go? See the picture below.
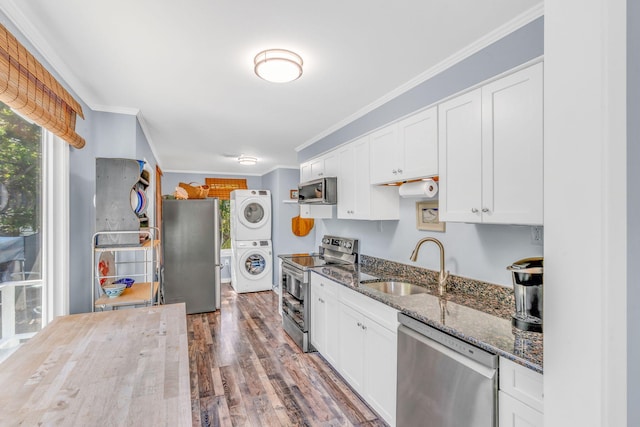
[239,198,270,230]
[239,249,271,281]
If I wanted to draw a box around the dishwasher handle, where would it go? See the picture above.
[399,325,497,380]
[398,313,498,369]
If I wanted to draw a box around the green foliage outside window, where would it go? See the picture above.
[220,199,231,249]
[0,104,42,236]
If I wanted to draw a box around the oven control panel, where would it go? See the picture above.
[321,235,358,255]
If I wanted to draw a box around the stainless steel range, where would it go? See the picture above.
[279,235,359,352]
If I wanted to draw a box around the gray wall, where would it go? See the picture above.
[69,112,156,314]
[299,17,544,162]
[315,201,541,287]
[0,13,160,314]
[262,168,316,286]
[298,17,545,287]
[628,0,639,422]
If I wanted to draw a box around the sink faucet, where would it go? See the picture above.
[410,237,449,294]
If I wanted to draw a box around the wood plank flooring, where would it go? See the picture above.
[188,283,387,427]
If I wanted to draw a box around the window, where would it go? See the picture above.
[220,199,231,249]
[0,102,43,361]
[0,101,67,362]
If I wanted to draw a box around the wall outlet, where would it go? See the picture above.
[531,226,544,245]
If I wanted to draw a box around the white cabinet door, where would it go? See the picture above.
[309,281,326,354]
[337,143,356,218]
[397,106,438,181]
[323,152,339,177]
[481,62,543,225]
[352,137,372,219]
[369,124,399,184]
[337,136,397,220]
[300,161,312,182]
[302,151,339,182]
[438,88,483,222]
[338,302,365,391]
[370,107,438,185]
[499,391,544,427]
[309,157,325,179]
[438,63,543,225]
[363,318,397,426]
[323,291,340,367]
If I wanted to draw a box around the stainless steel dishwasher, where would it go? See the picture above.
[397,313,498,427]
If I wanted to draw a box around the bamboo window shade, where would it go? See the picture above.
[205,178,248,200]
[0,23,85,148]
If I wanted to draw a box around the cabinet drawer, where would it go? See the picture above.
[339,286,398,331]
[313,274,339,298]
[499,391,544,427]
[499,357,544,412]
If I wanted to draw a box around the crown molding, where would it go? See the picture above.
[295,3,544,152]
[91,104,140,116]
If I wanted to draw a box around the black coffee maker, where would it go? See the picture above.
[507,257,543,332]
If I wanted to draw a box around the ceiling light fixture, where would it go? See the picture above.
[254,49,303,83]
[237,155,257,165]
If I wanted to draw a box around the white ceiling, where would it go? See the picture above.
[2,0,542,175]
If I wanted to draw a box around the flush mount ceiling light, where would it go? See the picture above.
[254,49,303,83]
[237,155,257,165]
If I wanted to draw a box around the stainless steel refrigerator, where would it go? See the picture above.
[162,198,221,313]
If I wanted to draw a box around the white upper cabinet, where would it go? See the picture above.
[438,62,543,225]
[338,136,399,220]
[300,151,339,182]
[370,106,438,185]
[438,89,483,223]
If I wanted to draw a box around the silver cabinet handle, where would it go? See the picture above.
[362,324,367,330]
[397,168,403,174]
[482,208,489,213]
[318,172,323,176]
[392,169,397,174]
[471,208,479,213]
[319,298,325,303]
[357,322,362,327]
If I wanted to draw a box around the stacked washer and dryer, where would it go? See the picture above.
[230,190,273,293]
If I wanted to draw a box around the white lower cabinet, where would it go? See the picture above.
[310,272,398,426]
[499,391,544,427]
[499,357,544,427]
[310,275,339,366]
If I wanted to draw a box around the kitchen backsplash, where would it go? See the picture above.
[359,254,515,319]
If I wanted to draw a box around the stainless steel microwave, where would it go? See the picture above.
[298,177,337,205]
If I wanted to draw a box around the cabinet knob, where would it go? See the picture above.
[357,322,362,327]
[319,298,325,303]
[320,283,324,287]
[482,208,489,213]
[318,172,323,176]
[362,324,367,330]
[392,169,397,174]
[471,208,479,213]
[397,168,403,174]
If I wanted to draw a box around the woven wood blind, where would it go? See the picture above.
[0,23,85,148]
[205,178,248,200]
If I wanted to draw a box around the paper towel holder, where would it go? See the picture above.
[416,200,446,232]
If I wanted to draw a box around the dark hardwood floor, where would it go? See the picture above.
[187,283,387,427]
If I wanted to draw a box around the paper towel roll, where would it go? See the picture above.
[399,179,438,198]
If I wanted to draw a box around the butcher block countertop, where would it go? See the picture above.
[0,303,191,426]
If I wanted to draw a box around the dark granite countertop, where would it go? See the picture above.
[311,255,543,374]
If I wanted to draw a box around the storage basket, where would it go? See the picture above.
[178,182,209,199]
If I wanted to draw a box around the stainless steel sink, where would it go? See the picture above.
[360,280,429,296]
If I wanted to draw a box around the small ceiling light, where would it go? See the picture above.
[237,155,257,165]
[254,49,303,83]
